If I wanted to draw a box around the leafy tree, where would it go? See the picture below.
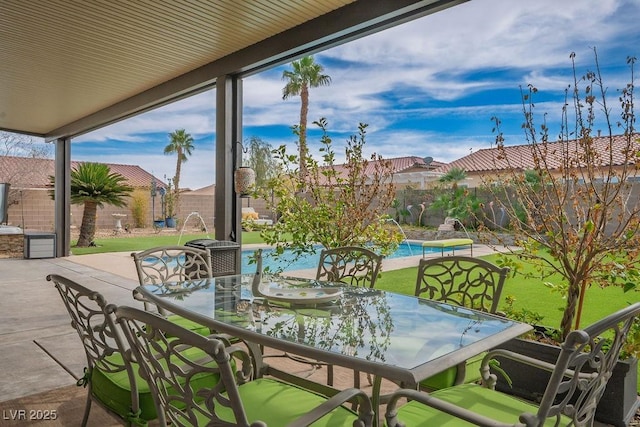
[244,136,280,187]
[52,163,133,247]
[481,50,640,340]
[282,56,331,181]
[255,119,402,271]
[164,129,194,216]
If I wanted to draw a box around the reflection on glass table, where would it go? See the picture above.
[134,273,531,425]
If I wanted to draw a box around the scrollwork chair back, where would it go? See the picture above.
[47,274,149,426]
[415,255,509,314]
[131,245,212,285]
[316,246,383,288]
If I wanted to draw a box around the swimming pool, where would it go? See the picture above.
[240,241,445,273]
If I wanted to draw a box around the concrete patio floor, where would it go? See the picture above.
[0,246,617,426]
[0,249,413,425]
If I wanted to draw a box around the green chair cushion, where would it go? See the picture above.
[419,351,485,390]
[91,345,221,421]
[91,354,156,421]
[166,314,211,336]
[395,383,572,426]
[200,378,360,426]
[418,366,458,391]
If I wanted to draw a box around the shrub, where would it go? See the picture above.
[130,189,150,228]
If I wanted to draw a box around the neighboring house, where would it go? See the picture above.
[196,155,448,224]
[435,133,640,188]
[0,156,167,230]
[313,155,446,189]
[387,156,446,189]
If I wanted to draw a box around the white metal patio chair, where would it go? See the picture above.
[385,302,640,427]
[131,245,213,335]
[114,304,375,426]
[414,255,510,390]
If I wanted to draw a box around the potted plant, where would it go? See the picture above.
[479,51,640,426]
[492,298,639,426]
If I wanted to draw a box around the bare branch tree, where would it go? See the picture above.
[479,49,640,339]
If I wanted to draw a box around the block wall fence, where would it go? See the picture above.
[4,189,273,233]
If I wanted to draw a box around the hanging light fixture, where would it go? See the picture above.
[234,141,256,198]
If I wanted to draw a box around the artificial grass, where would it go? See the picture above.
[74,234,635,329]
[376,253,636,330]
[70,231,267,255]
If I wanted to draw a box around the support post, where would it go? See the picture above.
[54,138,71,257]
[215,74,243,272]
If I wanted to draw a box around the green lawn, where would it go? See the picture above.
[376,253,637,330]
[70,231,266,255]
[74,233,636,329]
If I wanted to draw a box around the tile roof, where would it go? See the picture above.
[436,134,640,173]
[326,155,445,178]
[179,157,447,192]
[183,184,215,196]
[0,156,166,189]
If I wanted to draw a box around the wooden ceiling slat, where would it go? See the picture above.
[0,0,464,136]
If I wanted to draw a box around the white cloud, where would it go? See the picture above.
[75,91,216,143]
[71,0,640,190]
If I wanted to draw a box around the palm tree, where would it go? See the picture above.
[438,167,467,190]
[164,129,194,216]
[69,163,133,247]
[282,56,331,180]
[431,167,477,225]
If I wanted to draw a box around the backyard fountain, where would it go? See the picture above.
[447,217,472,240]
[488,201,509,228]
[177,212,211,245]
[385,217,413,256]
[406,205,419,226]
[406,203,427,227]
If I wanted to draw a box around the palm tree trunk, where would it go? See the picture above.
[299,84,309,183]
[77,201,98,247]
[173,149,182,217]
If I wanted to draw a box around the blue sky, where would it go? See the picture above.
[71,0,640,190]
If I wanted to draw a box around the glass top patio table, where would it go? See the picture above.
[134,273,532,390]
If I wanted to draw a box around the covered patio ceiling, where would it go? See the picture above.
[0,0,468,257]
[1,0,467,140]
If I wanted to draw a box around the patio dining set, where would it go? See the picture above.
[49,244,640,427]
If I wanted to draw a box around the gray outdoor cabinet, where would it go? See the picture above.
[24,232,56,259]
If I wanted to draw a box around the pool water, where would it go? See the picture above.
[240,242,446,273]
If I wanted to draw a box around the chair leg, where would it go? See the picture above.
[81,392,92,427]
[352,370,373,388]
[327,365,334,386]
